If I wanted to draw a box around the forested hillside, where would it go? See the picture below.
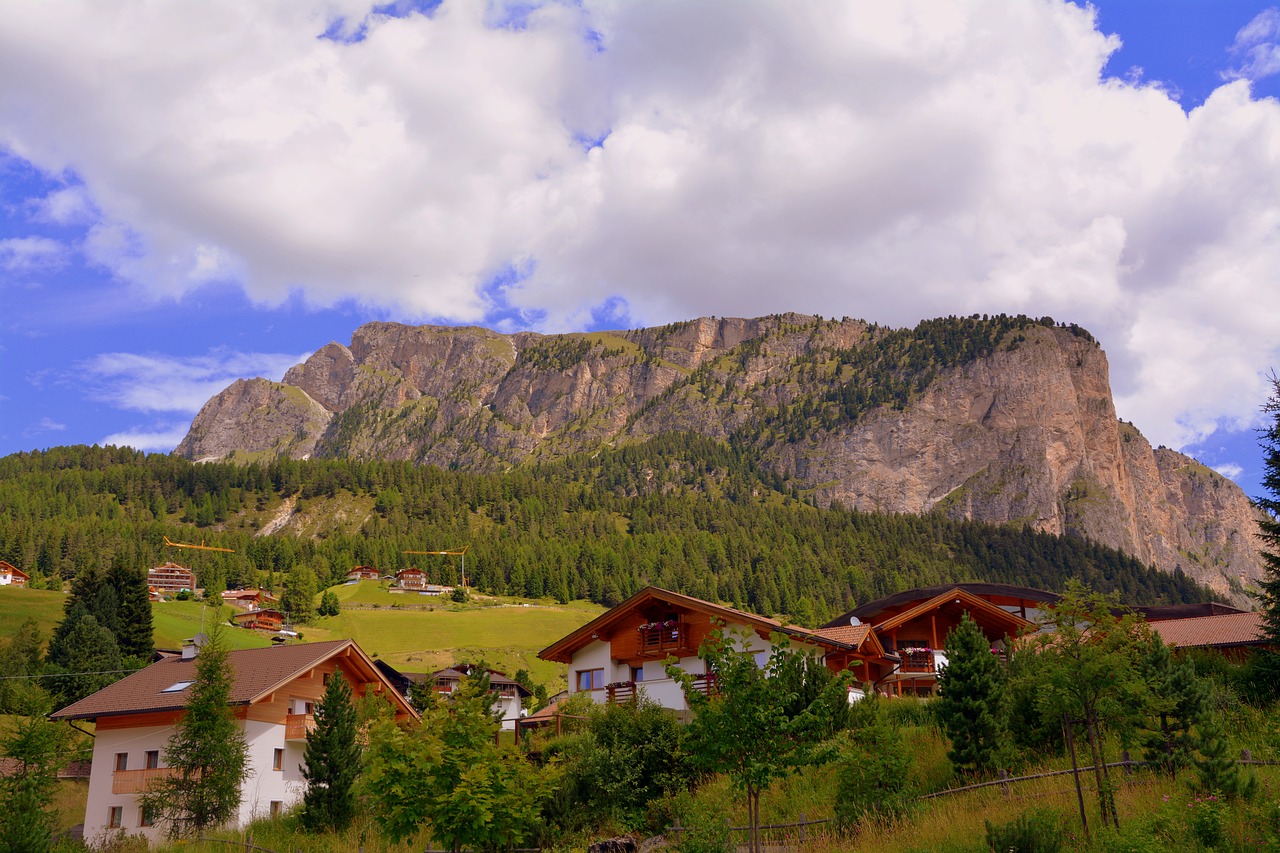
[0,441,1212,625]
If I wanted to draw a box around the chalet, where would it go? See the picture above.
[0,560,29,587]
[345,566,381,582]
[221,589,279,612]
[433,665,531,729]
[1151,611,1271,659]
[147,563,197,594]
[827,587,1036,696]
[538,586,885,711]
[230,608,287,632]
[51,638,415,843]
[394,568,428,591]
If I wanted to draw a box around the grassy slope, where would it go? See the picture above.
[0,582,599,691]
[307,583,602,689]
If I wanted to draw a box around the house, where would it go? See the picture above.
[221,589,280,612]
[147,563,197,594]
[432,665,531,729]
[230,608,287,632]
[51,638,415,843]
[538,586,886,712]
[394,568,428,590]
[345,566,381,582]
[1150,611,1271,659]
[0,560,29,587]
[823,586,1037,696]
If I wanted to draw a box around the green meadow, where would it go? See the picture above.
[0,586,67,639]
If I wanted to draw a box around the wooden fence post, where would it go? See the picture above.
[799,812,807,844]
[1000,769,1010,798]
[1121,749,1133,776]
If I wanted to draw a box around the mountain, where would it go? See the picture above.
[176,314,1266,601]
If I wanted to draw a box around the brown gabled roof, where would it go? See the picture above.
[1151,612,1268,649]
[825,583,1060,627]
[538,586,872,664]
[0,560,28,579]
[873,587,1036,637]
[51,639,416,722]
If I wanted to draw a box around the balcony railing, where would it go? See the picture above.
[638,622,690,657]
[692,673,719,697]
[606,681,637,704]
[285,712,316,741]
[900,651,936,674]
[112,767,177,794]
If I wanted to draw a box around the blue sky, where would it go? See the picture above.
[2,1,1279,499]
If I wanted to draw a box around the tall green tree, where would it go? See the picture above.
[300,668,362,833]
[363,673,552,851]
[0,690,80,853]
[107,556,154,661]
[936,612,1008,775]
[1138,632,1208,777]
[1025,581,1149,830]
[281,564,317,624]
[49,614,123,707]
[0,620,45,714]
[140,628,250,838]
[668,629,848,853]
[1255,371,1280,697]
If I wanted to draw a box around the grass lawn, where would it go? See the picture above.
[151,600,275,651]
[306,598,603,690]
[0,586,67,638]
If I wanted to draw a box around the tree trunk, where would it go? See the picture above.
[1083,711,1111,827]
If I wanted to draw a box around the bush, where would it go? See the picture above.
[984,807,1064,853]
[834,721,914,830]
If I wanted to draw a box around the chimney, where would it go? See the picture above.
[182,632,209,660]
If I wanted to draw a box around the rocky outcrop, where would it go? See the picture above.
[175,315,1267,599]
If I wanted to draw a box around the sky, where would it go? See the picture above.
[2,0,1279,498]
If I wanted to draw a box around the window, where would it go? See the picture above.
[145,750,160,770]
[322,672,331,686]
[114,752,128,772]
[273,748,284,771]
[140,805,155,827]
[630,665,644,683]
[160,680,195,694]
[108,806,123,829]
[269,801,283,818]
[575,669,604,691]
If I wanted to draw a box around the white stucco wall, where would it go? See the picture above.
[80,717,304,845]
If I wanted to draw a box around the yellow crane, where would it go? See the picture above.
[402,545,469,589]
[163,536,235,553]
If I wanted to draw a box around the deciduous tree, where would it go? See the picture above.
[0,690,81,853]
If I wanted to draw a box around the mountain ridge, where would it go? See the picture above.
[175,313,1266,601]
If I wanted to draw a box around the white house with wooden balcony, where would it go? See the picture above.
[538,586,886,712]
[51,637,416,844]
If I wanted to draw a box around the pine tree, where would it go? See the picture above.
[1194,719,1257,800]
[300,668,361,833]
[1138,632,1207,777]
[0,690,79,853]
[107,557,154,661]
[282,565,317,624]
[141,628,249,837]
[937,612,1008,775]
[1256,373,1280,649]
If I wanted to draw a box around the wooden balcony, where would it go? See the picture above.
[900,651,936,674]
[692,673,719,697]
[112,767,177,794]
[606,681,637,704]
[285,712,316,742]
[638,622,691,658]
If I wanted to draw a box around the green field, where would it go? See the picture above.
[0,581,600,692]
[0,586,68,639]
[306,590,602,688]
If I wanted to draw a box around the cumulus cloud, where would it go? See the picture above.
[0,236,66,271]
[1,1,1278,450]
[80,349,309,414]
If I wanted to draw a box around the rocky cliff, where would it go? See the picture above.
[175,314,1266,600]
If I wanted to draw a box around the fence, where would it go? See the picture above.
[667,813,833,852]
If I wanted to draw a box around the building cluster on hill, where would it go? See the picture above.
[50,578,1271,844]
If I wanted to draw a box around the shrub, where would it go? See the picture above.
[834,721,914,830]
[984,807,1064,853]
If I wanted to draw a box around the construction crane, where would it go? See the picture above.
[163,536,235,553]
[402,545,469,589]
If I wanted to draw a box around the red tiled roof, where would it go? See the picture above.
[50,639,407,721]
[812,624,872,646]
[1151,612,1267,649]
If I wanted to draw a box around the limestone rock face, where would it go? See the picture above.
[175,315,1267,599]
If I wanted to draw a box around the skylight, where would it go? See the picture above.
[160,681,194,694]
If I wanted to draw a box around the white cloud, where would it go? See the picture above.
[1214,462,1245,480]
[22,416,66,438]
[100,423,191,453]
[1,1,1279,452]
[1225,8,1280,82]
[80,349,309,414]
[0,236,65,271]
[27,185,96,225]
